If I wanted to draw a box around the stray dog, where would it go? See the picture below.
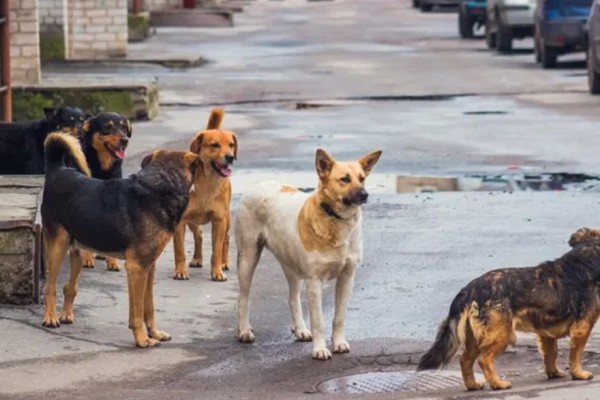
[0,106,87,174]
[173,108,237,281]
[78,112,132,271]
[418,227,600,391]
[236,148,382,360]
[41,132,200,347]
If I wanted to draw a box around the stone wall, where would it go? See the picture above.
[10,0,42,85]
[66,0,128,59]
[134,0,182,11]
[38,0,67,62]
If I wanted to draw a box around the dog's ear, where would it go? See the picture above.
[43,107,57,120]
[358,150,382,176]
[125,119,133,138]
[81,119,92,135]
[184,152,203,174]
[232,132,238,160]
[568,228,600,247]
[141,152,155,168]
[190,132,204,154]
[315,149,335,181]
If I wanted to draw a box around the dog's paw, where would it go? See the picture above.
[189,260,202,268]
[222,264,230,271]
[466,381,485,391]
[173,270,190,280]
[238,329,255,343]
[106,258,121,272]
[572,370,593,380]
[149,329,172,342]
[211,270,228,282]
[547,368,566,379]
[82,257,95,269]
[333,340,350,354]
[59,311,74,324]
[135,337,161,348]
[292,328,312,342]
[490,380,512,390]
[312,347,332,361]
[42,314,61,328]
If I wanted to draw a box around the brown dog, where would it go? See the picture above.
[173,108,237,281]
[42,132,200,347]
[418,227,600,390]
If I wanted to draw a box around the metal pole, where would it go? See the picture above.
[0,0,11,122]
[132,0,142,14]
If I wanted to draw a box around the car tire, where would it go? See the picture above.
[485,24,496,49]
[420,2,433,12]
[459,9,474,39]
[534,28,541,63]
[412,0,420,8]
[588,45,600,94]
[495,15,512,53]
[541,42,558,69]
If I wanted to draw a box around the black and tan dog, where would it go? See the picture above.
[41,132,201,347]
[418,228,600,391]
[0,106,87,174]
[77,112,132,271]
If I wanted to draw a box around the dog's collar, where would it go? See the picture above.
[320,202,345,220]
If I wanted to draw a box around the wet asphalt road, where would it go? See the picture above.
[4,0,600,398]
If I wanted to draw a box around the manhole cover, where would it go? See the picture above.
[317,371,472,394]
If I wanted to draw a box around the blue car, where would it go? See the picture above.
[459,0,487,38]
[534,0,593,68]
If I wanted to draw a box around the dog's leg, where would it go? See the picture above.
[105,256,121,272]
[210,217,228,281]
[460,329,484,390]
[173,221,190,280]
[144,262,171,342]
[282,268,311,342]
[59,248,84,324]
[538,336,566,379]
[125,258,158,348]
[188,222,203,269]
[81,250,95,269]
[221,213,230,271]
[332,268,355,354]
[306,278,331,360]
[237,243,263,343]
[569,320,594,380]
[43,227,70,328]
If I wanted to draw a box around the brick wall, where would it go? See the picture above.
[10,0,42,85]
[135,0,182,11]
[39,0,65,28]
[66,0,128,59]
[38,0,67,62]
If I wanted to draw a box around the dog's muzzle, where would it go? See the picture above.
[343,189,369,206]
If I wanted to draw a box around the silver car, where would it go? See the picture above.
[485,0,537,52]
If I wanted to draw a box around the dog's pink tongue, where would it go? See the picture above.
[220,165,232,177]
[115,149,126,160]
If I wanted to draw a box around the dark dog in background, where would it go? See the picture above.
[418,227,600,391]
[0,107,87,175]
[78,112,132,271]
[41,132,201,347]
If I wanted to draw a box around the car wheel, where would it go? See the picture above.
[459,9,474,39]
[412,0,420,8]
[588,45,600,94]
[485,23,496,49]
[541,42,558,69]
[420,2,433,12]
[534,28,541,63]
[495,14,513,53]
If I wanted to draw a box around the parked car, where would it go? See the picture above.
[588,0,600,93]
[459,0,488,38]
[534,0,592,68]
[419,0,460,12]
[485,0,537,52]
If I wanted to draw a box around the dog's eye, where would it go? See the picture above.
[70,117,74,121]
[211,143,220,148]
[229,143,235,148]
[359,176,365,183]
[79,117,84,121]
[340,176,351,184]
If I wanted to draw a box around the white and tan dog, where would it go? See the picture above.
[235,148,382,360]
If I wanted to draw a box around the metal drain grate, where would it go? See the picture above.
[317,371,470,394]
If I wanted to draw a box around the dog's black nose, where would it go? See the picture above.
[120,137,129,146]
[357,189,368,203]
[225,154,235,164]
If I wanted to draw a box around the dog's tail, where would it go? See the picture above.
[417,295,474,371]
[44,132,91,177]
[206,108,224,130]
